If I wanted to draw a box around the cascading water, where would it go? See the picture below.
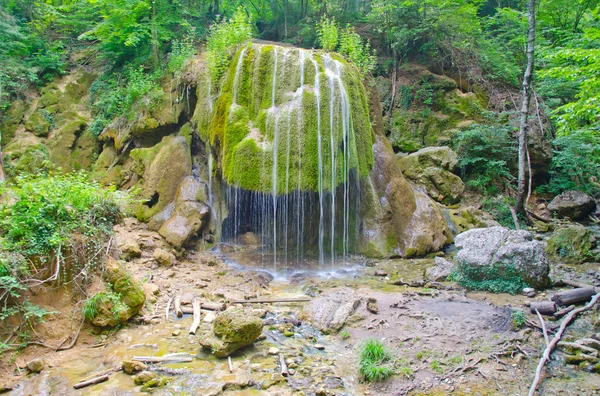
[206,43,373,270]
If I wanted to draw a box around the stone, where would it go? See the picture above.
[175,176,208,204]
[426,257,454,281]
[366,298,378,314]
[172,330,181,336]
[26,359,45,373]
[240,232,260,246]
[148,203,175,232]
[158,201,210,248]
[546,224,597,264]
[90,257,146,327]
[24,109,53,137]
[314,344,325,350]
[203,311,216,323]
[374,269,387,277]
[397,146,465,204]
[119,238,142,261]
[302,288,361,333]
[153,248,176,267]
[454,227,550,289]
[548,191,596,220]
[522,288,537,297]
[122,360,147,375]
[134,371,158,385]
[200,309,263,357]
[268,347,280,355]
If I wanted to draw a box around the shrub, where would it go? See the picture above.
[448,263,528,295]
[316,16,339,52]
[359,339,394,382]
[511,309,526,329]
[453,124,516,195]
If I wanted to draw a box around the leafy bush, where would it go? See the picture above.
[511,309,526,329]
[359,339,394,382]
[206,7,254,85]
[83,291,126,322]
[482,195,524,229]
[454,124,516,195]
[448,263,528,294]
[338,25,377,76]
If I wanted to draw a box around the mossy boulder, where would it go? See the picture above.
[444,206,495,235]
[90,257,145,327]
[546,225,597,264]
[3,142,54,178]
[397,146,465,204]
[47,119,88,171]
[24,109,54,137]
[132,135,192,221]
[158,200,210,248]
[91,144,125,186]
[0,100,25,144]
[200,309,263,357]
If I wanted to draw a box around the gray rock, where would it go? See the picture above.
[158,201,210,248]
[548,190,596,220]
[134,371,157,385]
[302,288,360,333]
[200,309,263,357]
[153,248,176,267]
[454,227,550,289]
[26,359,45,373]
[426,257,454,281]
[119,238,141,261]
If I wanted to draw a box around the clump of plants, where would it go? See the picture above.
[359,339,394,382]
[448,263,528,295]
[511,309,526,329]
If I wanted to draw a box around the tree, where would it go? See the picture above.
[514,0,536,216]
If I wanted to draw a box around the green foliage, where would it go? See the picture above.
[448,263,528,295]
[84,291,125,322]
[454,124,516,195]
[511,309,526,329]
[482,195,524,229]
[317,16,339,52]
[340,330,350,340]
[359,339,394,382]
[206,7,254,85]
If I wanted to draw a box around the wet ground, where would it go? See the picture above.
[3,221,600,395]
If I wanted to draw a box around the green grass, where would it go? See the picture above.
[359,339,394,382]
[511,309,526,329]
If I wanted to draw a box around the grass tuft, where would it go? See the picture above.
[359,339,394,382]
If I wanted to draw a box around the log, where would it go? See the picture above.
[230,298,311,304]
[73,374,109,389]
[579,338,600,351]
[530,301,556,316]
[227,356,233,373]
[201,301,226,311]
[189,299,201,335]
[551,287,595,307]
[528,292,600,396]
[175,295,183,318]
[279,353,288,377]
[165,296,173,322]
[132,354,194,364]
[554,305,575,318]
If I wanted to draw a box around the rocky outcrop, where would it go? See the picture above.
[546,224,597,264]
[302,288,361,333]
[426,257,453,281]
[454,227,550,289]
[200,309,263,357]
[443,206,498,235]
[397,146,465,204]
[548,191,596,220]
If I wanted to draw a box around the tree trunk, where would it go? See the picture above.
[551,287,596,307]
[0,146,5,183]
[151,0,160,67]
[515,0,536,215]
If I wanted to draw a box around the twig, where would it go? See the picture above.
[228,356,233,373]
[509,207,521,230]
[535,309,549,346]
[528,292,600,395]
[165,296,174,322]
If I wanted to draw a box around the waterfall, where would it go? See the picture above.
[214,44,370,270]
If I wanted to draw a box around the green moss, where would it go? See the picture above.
[546,225,598,264]
[448,263,529,294]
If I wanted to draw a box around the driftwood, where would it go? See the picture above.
[528,292,600,395]
[530,301,556,316]
[175,295,183,318]
[554,305,575,318]
[227,356,233,373]
[551,287,595,307]
[279,353,288,377]
[165,296,174,322]
[73,374,109,389]
[132,354,194,364]
[202,301,226,311]
[558,341,599,356]
[189,299,201,335]
[230,298,311,304]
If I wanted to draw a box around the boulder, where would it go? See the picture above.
[158,201,210,248]
[119,238,142,261]
[134,371,158,385]
[454,227,550,290]
[302,288,361,333]
[548,191,596,220]
[546,225,597,264]
[397,146,465,204]
[175,176,209,204]
[26,359,45,373]
[200,309,263,357]
[426,257,453,281]
[153,248,176,267]
[90,257,146,327]
[122,360,147,375]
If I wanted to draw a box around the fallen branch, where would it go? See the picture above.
[528,292,600,396]
[227,356,233,373]
[73,374,109,389]
[189,298,201,335]
[132,354,194,364]
[165,296,174,322]
[230,298,311,304]
[551,287,595,307]
[535,309,549,346]
[553,305,574,318]
[175,295,183,318]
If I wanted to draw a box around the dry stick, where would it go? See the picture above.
[230,298,311,304]
[535,309,549,346]
[525,144,533,210]
[509,207,521,230]
[528,292,600,396]
[227,356,233,373]
[554,305,575,318]
[73,374,109,390]
[175,295,183,318]
[165,296,174,322]
[189,298,201,335]
[279,353,288,377]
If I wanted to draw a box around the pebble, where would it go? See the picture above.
[172,330,181,336]
[268,347,280,355]
[374,269,388,277]
[522,287,537,297]
[314,344,325,350]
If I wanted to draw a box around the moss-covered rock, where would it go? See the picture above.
[47,119,88,171]
[24,109,54,137]
[546,225,597,264]
[0,100,25,144]
[444,206,494,235]
[200,309,263,357]
[3,142,54,178]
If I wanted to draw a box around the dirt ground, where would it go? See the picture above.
[2,219,600,395]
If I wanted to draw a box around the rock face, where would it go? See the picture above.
[546,225,597,264]
[302,288,361,333]
[397,146,465,204]
[548,191,596,220]
[200,309,263,357]
[90,257,146,327]
[454,227,550,289]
